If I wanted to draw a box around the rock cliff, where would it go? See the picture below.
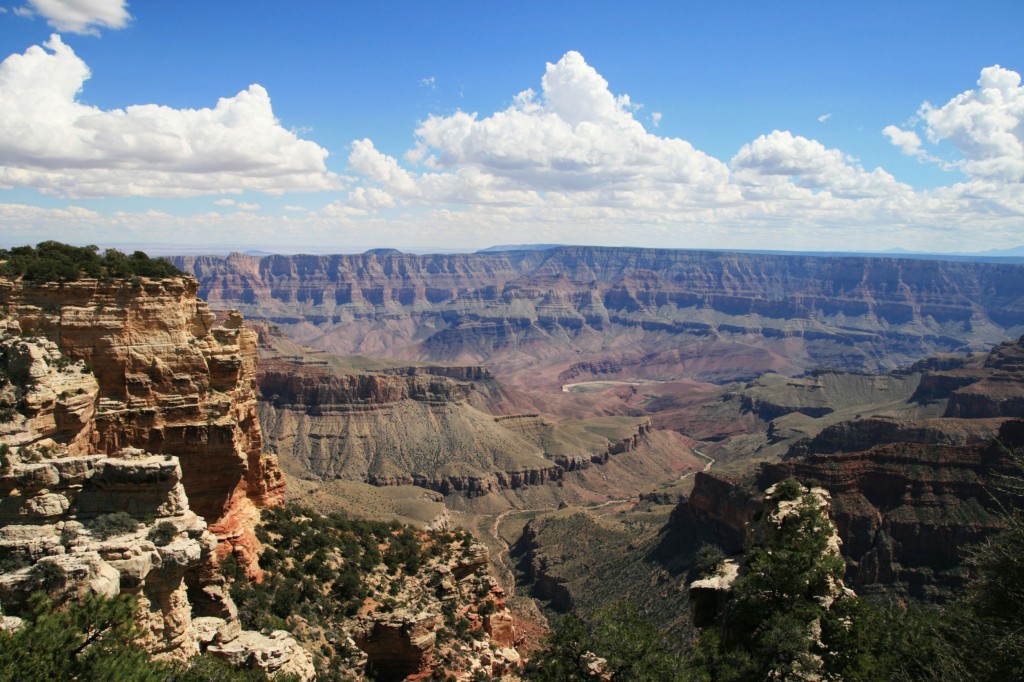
[174,247,1024,387]
[671,424,1023,600]
[0,278,304,675]
[0,277,285,576]
[664,336,1024,601]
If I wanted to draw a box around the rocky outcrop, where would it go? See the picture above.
[0,321,98,457]
[673,472,762,555]
[0,281,308,676]
[761,433,1019,598]
[512,521,575,612]
[0,278,285,576]
[689,559,740,628]
[788,416,1004,457]
[354,611,438,681]
[207,629,316,680]
[0,444,221,661]
[343,538,519,680]
[260,362,467,411]
[670,417,1022,601]
[174,248,1024,385]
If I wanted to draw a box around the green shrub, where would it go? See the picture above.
[695,543,726,578]
[0,241,181,283]
[146,521,178,547]
[772,478,804,501]
[90,512,139,540]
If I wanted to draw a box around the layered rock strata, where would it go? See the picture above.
[0,281,306,675]
[175,247,1024,385]
[259,357,657,497]
[673,418,1022,600]
[0,278,285,575]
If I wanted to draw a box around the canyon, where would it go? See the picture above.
[4,243,1024,679]
[174,247,1024,390]
[172,247,1024,613]
[0,271,523,680]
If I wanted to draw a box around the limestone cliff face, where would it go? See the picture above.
[0,288,308,675]
[174,248,1024,384]
[0,277,285,576]
[0,445,219,661]
[0,321,98,456]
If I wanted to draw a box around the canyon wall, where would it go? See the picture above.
[175,247,1024,386]
[0,277,286,574]
[665,337,1024,600]
[0,313,310,676]
[257,356,660,497]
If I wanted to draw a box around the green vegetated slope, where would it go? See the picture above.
[284,477,449,528]
[512,502,695,639]
[228,504,512,682]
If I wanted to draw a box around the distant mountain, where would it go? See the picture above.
[477,243,564,252]
[969,245,1024,257]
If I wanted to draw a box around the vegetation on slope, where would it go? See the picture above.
[0,241,181,282]
[226,503,508,681]
[0,593,282,682]
[512,503,693,637]
[530,472,1024,681]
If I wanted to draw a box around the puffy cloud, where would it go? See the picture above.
[651,112,662,128]
[0,35,341,197]
[347,186,395,210]
[732,130,908,199]
[21,0,130,35]
[363,51,730,211]
[885,65,1024,183]
[883,125,924,156]
[334,51,1024,251]
[817,113,832,123]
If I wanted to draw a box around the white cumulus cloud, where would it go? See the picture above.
[732,130,908,199]
[361,51,731,210]
[919,65,1024,182]
[0,35,341,198]
[882,125,924,157]
[21,0,130,34]
[884,65,1024,183]
[340,51,1024,251]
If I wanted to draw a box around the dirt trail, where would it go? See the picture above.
[687,445,716,476]
[487,444,713,597]
[488,496,632,599]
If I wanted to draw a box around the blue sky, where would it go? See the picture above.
[1,1,1022,254]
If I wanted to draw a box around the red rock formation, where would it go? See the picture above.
[0,277,285,577]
